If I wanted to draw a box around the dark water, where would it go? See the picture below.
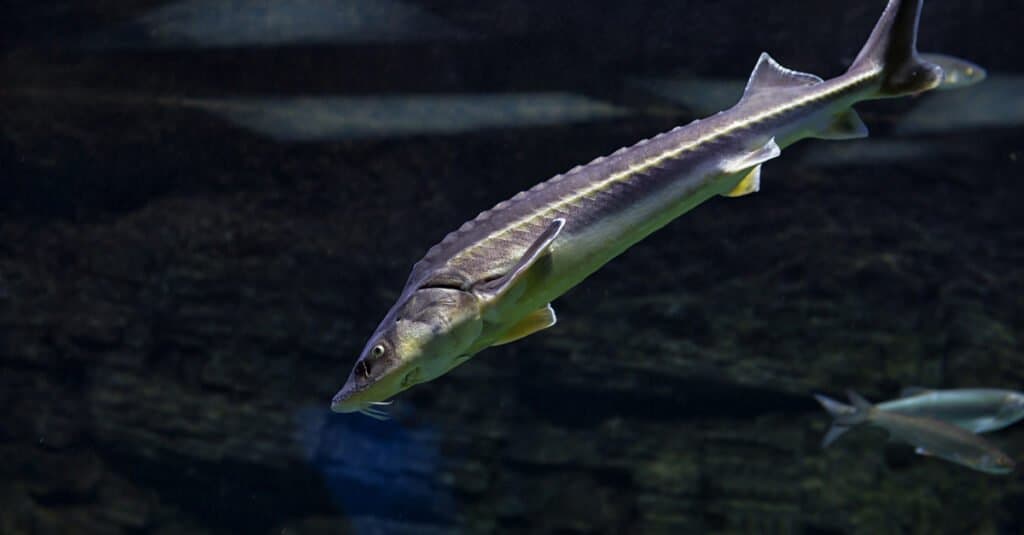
[2,1,1023,533]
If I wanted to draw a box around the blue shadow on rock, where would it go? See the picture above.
[294,406,459,532]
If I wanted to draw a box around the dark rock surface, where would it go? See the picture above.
[2,1,1023,533]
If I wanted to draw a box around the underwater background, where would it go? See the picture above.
[2,0,1023,533]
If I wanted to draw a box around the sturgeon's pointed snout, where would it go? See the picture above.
[330,394,348,413]
[330,376,360,413]
[330,392,351,413]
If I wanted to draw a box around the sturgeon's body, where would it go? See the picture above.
[412,62,876,352]
[331,0,979,416]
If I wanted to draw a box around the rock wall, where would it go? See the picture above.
[2,1,1022,533]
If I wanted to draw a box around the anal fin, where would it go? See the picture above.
[812,110,869,140]
[722,165,761,197]
[491,304,557,346]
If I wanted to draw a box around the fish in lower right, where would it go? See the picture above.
[871,387,1024,433]
[815,390,1017,475]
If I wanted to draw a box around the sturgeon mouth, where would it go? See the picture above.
[330,391,356,413]
[330,392,393,419]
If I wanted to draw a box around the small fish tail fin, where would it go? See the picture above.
[814,393,867,425]
[848,0,945,98]
[814,392,870,447]
[846,390,874,412]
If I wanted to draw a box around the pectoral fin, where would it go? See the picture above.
[473,218,565,305]
[722,165,761,197]
[491,304,557,346]
[915,447,934,457]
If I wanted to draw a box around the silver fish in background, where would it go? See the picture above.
[630,53,985,118]
[191,56,981,142]
[814,391,1016,475]
[896,74,1024,134]
[921,54,987,91]
[332,0,979,417]
[878,388,1024,433]
[796,138,975,168]
[815,388,1024,433]
[193,94,628,141]
[88,0,467,48]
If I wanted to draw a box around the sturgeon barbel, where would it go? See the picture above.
[332,0,979,417]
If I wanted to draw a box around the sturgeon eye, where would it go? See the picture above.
[371,344,385,358]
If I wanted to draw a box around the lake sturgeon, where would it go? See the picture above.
[332,0,979,417]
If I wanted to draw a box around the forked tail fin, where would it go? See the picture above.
[813,392,873,448]
[848,0,944,98]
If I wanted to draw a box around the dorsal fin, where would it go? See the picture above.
[846,390,873,411]
[741,53,823,101]
[900,386,933,397]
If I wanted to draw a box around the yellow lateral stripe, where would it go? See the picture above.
[456,68,881,260]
